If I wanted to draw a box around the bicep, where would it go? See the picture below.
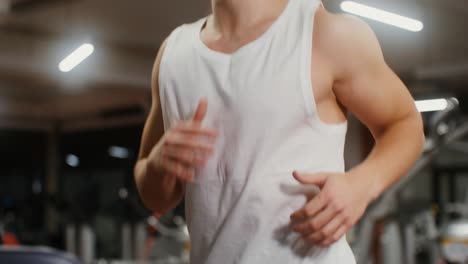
[332,19,417,138]
[335,65,416,137]
[138,40,168,159]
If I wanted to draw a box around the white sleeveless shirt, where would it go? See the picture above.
[159,0,356,263]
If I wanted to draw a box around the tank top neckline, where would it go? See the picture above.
[194,0,296,61]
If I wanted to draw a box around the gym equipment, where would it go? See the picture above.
[0,246,82,264]
[145,214,190,263]
[351,98,468,263]
[440,219,468,263]
[64,224,96,263]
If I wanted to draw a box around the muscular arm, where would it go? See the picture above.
[134,39,185,214]
[290,14,425,246]
[330,15,425,200]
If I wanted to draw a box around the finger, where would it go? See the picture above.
[192,98,208,123]
[320,225,348,247]
[309,205,340,232]
[161,157,195,182]
[293,171,327,188]
[163,145,207,167]
[319,215,343,242]
[290,191,327,222]
[174,123,218,139]
[304,214,342,245]
[165,133,215,154]
[292,206,337,236]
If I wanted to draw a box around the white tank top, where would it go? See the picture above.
[159,0,356,263]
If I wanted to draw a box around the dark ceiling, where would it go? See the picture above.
[0,0,467,131]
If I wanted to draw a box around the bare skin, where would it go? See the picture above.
[135,0,425,248]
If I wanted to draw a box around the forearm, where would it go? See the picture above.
[134,156,185,214]
[348,113,425,201]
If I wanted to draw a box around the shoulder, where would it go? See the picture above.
[314,7,385,77]
[317,8,376,40]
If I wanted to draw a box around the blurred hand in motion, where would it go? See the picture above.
[147,98,218,182]
[289,171,374,247]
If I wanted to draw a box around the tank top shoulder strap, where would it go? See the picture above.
[160,23,187,67]
[299,0,322,12]
[295,0,322,32]
[296,0,342,129]
[158,19,207,131]
[158,24,186,131]
[164,18,206,56]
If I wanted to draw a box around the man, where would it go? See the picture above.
[134,0,425,263]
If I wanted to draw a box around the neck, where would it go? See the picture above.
[210,0,288,35]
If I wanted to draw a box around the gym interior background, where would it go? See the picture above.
[1,0,468,263]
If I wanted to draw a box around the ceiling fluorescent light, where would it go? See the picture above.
[341,1,423,32]
[66,154,80,167]
[109,146,129,159]
[59,43,94,72]
[415,99,449,112]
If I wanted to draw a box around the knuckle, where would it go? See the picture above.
[330,202,338,212]
[330,196,344,210]
[333,233,342,241]
[313,220,322,230]
[332,201,344,212]
[320,193,331,204]
[337,204,345,212]
[295,224,304,233]
[327,192,337,203]
[309,221,318,230]
[343,216,353,226]
[320,230,327,238]
[304,207,314,217]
